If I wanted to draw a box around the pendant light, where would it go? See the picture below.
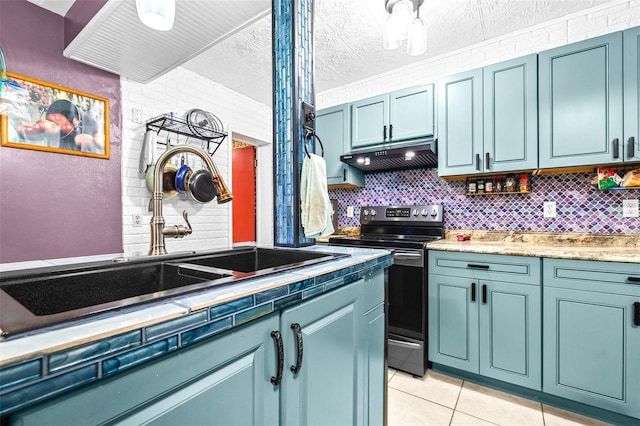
[383,0,426,56]
[407,6,426,56]
[136,0,176,31]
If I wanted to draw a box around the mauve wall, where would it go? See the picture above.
[0,0,122,263]
[330,170,640,234]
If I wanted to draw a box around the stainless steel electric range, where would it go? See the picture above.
[329,205,444,377]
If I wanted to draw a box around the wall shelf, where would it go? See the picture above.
[145,113,227,156]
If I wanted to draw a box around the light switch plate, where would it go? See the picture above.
[346,206,354,218]
[543,201,556,218]
[622,199,639,218]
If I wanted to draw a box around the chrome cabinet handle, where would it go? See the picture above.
[270,330,284,385]
[290,323,303,374]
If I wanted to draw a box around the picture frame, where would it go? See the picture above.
[0,72,110,159]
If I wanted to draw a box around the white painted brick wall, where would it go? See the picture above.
[121,67,272,256]
[317,0,638,108]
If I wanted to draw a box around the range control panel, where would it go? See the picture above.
[360,205,444,224]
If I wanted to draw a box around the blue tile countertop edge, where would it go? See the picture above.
[0,246,392,416]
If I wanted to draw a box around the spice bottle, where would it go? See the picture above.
[494,176,503,193]
[485,178,494,193]
[505,175,516,192]
[477,178,485,194]
[467,178,477,194]
[519,174,530,192]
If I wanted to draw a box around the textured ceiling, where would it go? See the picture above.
[182,0,613,106]
[29,0,614,106]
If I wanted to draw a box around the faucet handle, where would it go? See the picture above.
[162,210,193,239]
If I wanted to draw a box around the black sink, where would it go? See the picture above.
[0,247,346,338]
[182,247,339,273]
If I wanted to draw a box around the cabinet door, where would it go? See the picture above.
[11,315,280,426]
[351,94,389,148]
[364,303,385,426]
[315,104,364,187]
[280,279,365,426]
[543,287,640,418]
[437,68,484,176]
[483,55,538,173]
[389,85,435,142]
[539,32,623,168]
[623,27,640,162]
[479,280,541,390]
[428,274,479,373]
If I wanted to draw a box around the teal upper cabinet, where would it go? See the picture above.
[623,27,640,162]
[315,104,364,187]
[437,68,483,176]
[438,55,538,177]
[351,85,434,149]
[539,32,624,168]
[483,55,538,173]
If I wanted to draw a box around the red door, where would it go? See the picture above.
[232,145,256,243]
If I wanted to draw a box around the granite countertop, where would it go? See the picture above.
[428,230,640,264]
[315,226,360,243]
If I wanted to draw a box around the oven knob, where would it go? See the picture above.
[413,209,419,216]
[430,208,438,218]
[370,209,377,216]
[421,209,428,216]
[363,209,369,216]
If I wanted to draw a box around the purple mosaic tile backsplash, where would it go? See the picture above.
[328,169,640,234]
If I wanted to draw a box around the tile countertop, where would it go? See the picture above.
[0,245,392,367]
[428,230,640,264]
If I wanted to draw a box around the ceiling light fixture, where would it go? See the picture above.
[136,0,176,31]
[383,0,427,56]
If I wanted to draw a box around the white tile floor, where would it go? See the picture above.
[387,369,612,426]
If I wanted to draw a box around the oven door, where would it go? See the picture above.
[387,248,428,376]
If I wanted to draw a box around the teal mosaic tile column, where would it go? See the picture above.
[273,0,315,247]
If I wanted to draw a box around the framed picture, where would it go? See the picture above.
[0,72,110,159]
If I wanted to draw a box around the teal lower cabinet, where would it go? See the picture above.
[279,278,365,426]
[9,314,281,426]
[542,258,640,420]
[9,274,386,426]
[428,251,542,390]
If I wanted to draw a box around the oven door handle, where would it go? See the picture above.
[392,251,423,267]
[388,338,422,350]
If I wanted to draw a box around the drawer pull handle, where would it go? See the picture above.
[629,136,635,158]
[485,152,490,170]
[290,323,304,374]
[613,138,620,159]
[270,330,284,385]
[471,282,476,302]
[482,284,487,304]
[389,124,393,140]
[467,264,490,270]
[634,302,640,327]
[628,276,640,283]
[475,153,480,171]
[383,125,387,140]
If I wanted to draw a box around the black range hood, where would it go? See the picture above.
[340,139,438,172]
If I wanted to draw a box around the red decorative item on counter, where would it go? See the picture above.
[457,234,471,241]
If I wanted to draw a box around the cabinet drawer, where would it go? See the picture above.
[543,258,640,293]
[428,251,540,285]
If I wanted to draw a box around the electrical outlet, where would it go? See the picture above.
[132,213,142,227]
[543,201,556,218]
[132,108,141,124]
[622,199,639,218]
[346,206,354,218]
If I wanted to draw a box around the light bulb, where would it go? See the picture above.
[407,17,427,56]
[136,0,176,31]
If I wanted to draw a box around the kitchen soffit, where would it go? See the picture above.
[32,0,617,105]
